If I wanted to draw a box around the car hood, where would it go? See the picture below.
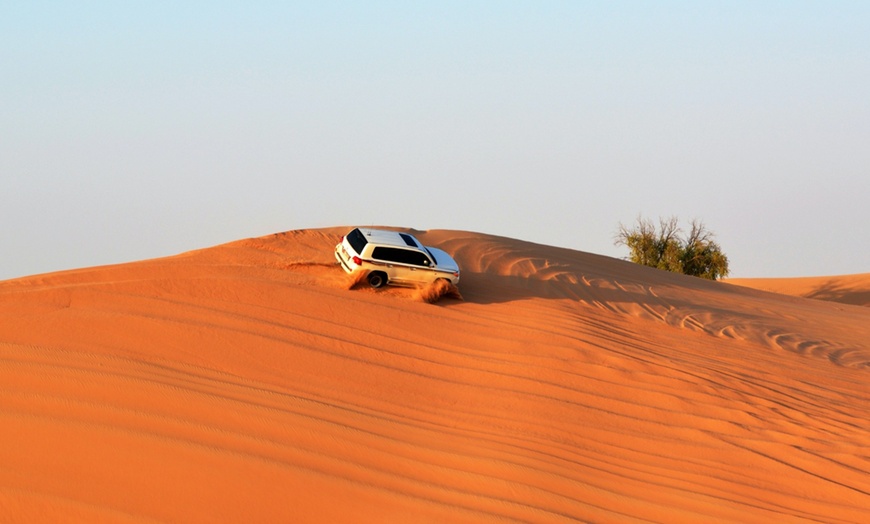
[427,247,460,273]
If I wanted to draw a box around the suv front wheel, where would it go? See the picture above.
[367,271,388,289]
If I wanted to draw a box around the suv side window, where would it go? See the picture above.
[405,250,432,267]
[371,247,399,264]
[371,247,431,267]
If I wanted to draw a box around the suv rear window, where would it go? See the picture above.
[347,228,368,255]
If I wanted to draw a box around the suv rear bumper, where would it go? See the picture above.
[334,245,354,273]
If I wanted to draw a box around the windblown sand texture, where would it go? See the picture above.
[1,227,868,523]
[729,273,870,308]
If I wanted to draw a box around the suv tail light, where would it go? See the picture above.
[352,256,362,266]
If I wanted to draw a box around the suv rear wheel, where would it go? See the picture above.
[367,271,387,289]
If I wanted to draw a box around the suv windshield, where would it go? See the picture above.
[424,247,439,265]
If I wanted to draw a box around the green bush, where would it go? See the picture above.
[615,216,730,280]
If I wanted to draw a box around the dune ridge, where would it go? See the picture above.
[728,274,870,308]
[1,227,868,523]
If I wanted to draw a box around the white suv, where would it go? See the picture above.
[335,228,461,288]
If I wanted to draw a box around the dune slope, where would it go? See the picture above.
[1,227,868,523]
[728,273,870,308]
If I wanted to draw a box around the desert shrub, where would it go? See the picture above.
[615,216,730,280]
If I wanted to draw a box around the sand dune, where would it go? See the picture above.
[728,273,870,308]
[1,227,868,523]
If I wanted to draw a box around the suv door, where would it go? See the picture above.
[371,247,434,284]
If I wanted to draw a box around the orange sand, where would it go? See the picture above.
[729,273,870,308]
[1,227,868,523]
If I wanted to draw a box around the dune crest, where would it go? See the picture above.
[1,227,868,523]
[729,273,870,308]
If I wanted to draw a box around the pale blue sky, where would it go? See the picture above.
[2,1,868,280]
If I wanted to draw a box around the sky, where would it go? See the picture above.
[2,1,868,280]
